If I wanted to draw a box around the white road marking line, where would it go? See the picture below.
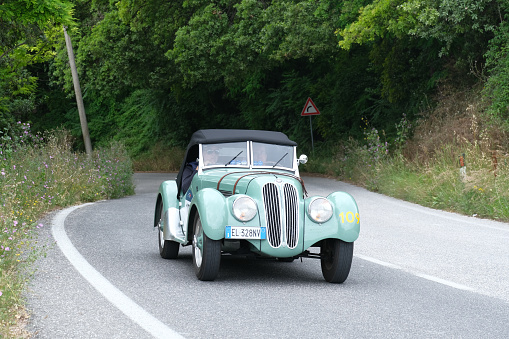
[355,254,475,292]
[412,272,474,291]
[52,204,185,339]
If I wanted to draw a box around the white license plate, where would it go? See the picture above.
[225,226,266,239]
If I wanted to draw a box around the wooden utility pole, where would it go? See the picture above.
[63,26,92,155]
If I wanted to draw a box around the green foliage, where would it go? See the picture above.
[35,0,494,154]
[359,118,390,189]
[115,89,163,156]
[394,113,412,152]
[169,0,341,92]
[483,0,509,126]
[336,0,496,111]
[337,0,403,50]
[484,50,509,123]
[362,124,389,164]
[338,0,498,55]
[0,0,73,28]
[14,0,509,158]
[169,0,264,88]
[0,121,43,158]
[0,0,74,128]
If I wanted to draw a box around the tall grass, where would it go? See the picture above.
[0,123,134,337]
[305,144,509,221]
[374,146,509,220]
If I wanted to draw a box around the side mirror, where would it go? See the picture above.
[298,154,308,165]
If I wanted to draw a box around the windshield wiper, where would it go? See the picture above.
[273,153,288,168]
[225,151,243,166]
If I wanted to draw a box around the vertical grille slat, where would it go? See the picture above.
[262,182,299,248]
[263,183,281,247]
[284,184,299,249]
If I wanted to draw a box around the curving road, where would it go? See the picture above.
[27,173,509,338]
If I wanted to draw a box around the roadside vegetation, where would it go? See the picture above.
[0,124,134,338]
[303,87,509,222]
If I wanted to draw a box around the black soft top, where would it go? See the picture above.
[175,129,297,197]
[188,129,297,146]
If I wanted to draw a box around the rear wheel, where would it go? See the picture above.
[320,239,353,283]
[156,200,179,259]
[192,213,221,281]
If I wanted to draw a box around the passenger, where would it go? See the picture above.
[253,144,268,165]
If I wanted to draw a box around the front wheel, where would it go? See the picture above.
[320,239,353,283]
[192,213,221,281]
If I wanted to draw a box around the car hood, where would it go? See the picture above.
[199,169,307,198]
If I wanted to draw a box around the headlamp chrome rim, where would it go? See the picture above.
[232,196,257,222]
[307,197,333,223]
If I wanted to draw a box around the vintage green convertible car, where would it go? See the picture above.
[154,129,360,282]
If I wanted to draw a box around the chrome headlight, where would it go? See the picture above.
[308,198,333,223]
[233,196,257,222]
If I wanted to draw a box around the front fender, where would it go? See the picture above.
[192,188,228,240]
[156,180,187,243]
[303,192,360,248]
[327,191,360,241]
[155,180,179,227]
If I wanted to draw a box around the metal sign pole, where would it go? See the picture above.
[309,116,314,153]
[300,97,319,153]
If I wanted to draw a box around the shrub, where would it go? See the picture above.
[0,125,134,337]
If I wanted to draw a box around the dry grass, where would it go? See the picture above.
[133,143,184,172]
[405,82,508,163]
[383,83,509,220]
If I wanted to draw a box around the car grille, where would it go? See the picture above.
[219,189,232,197]
[262,182,299,248]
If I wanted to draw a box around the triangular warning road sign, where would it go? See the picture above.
[301,97,320,116]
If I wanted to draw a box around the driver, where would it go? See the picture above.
[203,144,220,166]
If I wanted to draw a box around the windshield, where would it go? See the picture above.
[200,141,294,170]
[252,142,294,169]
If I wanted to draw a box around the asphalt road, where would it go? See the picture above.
[27,173,509,338]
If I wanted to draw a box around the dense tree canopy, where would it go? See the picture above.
[1,0,73,129]
[3,0,509,153]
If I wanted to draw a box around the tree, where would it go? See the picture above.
[0,0,73,127]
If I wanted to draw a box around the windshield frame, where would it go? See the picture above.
[250,142,295,171]
[199,142,250,170]
[198,141,296,173]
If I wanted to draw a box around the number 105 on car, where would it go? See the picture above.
[225,226,266,239]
